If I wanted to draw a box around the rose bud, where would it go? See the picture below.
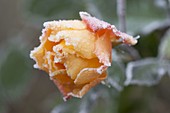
[30,12,137,101]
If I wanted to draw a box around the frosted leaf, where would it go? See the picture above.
[159,29,170,59]
[51,99,81,113]
[106,50,125,91]
[51,105,65,113]
[77,85,117,113]
[51,85,118,113]
[124,58,169,86]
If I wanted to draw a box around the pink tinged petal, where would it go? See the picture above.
[112,31,138,45]
[80,12,138,45]
[79,12,111,32]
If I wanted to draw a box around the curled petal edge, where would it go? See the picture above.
[52,65,107,101]
[79,11,138,45]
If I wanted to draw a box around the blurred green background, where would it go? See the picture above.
[0,0,170,113]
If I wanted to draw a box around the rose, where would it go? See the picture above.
[30,12,137,100]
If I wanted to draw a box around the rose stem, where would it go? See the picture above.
[165,0,170,20]
[117,0,126,32]
[116,0,141,60]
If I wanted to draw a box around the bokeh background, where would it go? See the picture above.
[0,0,170,113]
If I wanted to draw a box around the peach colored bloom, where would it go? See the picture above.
[30,12,137,100]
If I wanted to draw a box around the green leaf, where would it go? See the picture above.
[159,29,170,59]
[134,20,170,57]
[118,76,170,113]
[124,58,169,86]
[118,85,154,113]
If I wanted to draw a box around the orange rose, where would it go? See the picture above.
[30,12,137,100]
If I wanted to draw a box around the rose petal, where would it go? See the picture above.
[30,12,138,100]
[74,67,107,85]
[64,54,102,80]
[80,11,137,45]
[44,20,86,31]
[53,72,106,100]
[79,12,111,32]
[49,30,96,59]
[52,74,77,98]
[67,72,107,99]
[30,29,54,71]
[94,32,112,66]
[43,51,66,77]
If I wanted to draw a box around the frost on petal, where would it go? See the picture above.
[52,71,106,100]
[44,20,86,30]
[30,12,139,100]
[49,30,96,59]
[79,12,111,32]
[80,11,138,45]
[64,54,102,80]
[74,67,107,85]
[94,32,112,66]
[30,28,56,71]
